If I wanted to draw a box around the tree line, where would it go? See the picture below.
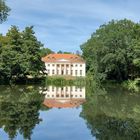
[81,19,140,82]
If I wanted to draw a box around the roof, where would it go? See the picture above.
[43,99,85,108]
[42,53,85,63]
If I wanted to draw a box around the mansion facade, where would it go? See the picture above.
[42,54,86,77]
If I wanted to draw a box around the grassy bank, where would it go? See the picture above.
[45,76,86,87]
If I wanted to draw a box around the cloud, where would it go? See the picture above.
[0,0,140,52]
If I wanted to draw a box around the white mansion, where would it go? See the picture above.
[42,54,86,77]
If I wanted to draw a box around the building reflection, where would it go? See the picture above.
[43,86,86,108]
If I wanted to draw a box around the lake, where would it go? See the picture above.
[0,84,140,140]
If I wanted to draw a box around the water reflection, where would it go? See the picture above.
[43,86,86,108]
[1,84,140,140]
[0,86,45,140]
[81,85,140,140]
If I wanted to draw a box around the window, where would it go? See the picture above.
[66,70,68,75]
[66,87,68,92]
[80,70,82,76]
[75,87,77,92]
[48,64,50,66]
[71,87,73,91]
[52,64,55,67]
[52,87,54,92]
[66,94,69,97]
[57,64,60,67]
[52,70,55,74]
[66,64,69,67]
[80,64,82,67]
[57,70,59,74]
[71,70,73,75]
[56,87,58,91]
[71,64,73,67]
[48,70,50,74]
[75,64,77,67]
[75,70,77,76]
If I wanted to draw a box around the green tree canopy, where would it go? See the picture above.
[57,50,72,54]
[40,47,54,57]
[81,19,140,81]
[0,26,45,83]
[0,0,10,23]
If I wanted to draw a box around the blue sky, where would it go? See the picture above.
[0,0,140,52]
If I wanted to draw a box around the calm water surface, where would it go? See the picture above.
[0,85,140,140]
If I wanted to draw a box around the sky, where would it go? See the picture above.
[0,0,140,52]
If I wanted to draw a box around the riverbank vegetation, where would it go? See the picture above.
[81,19,140,89]
[45,76,86,87]
[1,10,140,93]
[122,78,140,92]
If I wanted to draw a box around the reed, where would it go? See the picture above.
[45,76,86,87]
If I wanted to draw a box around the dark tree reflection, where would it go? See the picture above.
[0,85,45,140]
[81,84,140,140]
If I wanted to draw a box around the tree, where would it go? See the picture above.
[0,26,24,81]
[0,26,45,83]
[40,47,54,57]
[0,0,10,23]
[57,50,72,54]
[130,39,140,78]
[21,26,45,77]
[81,19,140,81]
[57,50,63,54]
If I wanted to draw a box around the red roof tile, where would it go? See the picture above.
[42,53,85,63]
